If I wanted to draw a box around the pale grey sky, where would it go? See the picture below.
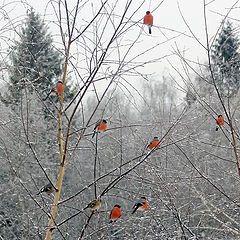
[0,0,240,98]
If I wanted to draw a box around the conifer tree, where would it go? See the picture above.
[3,8,69,105]
[211,21,240,97]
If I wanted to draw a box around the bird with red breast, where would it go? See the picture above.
[216,115,224,131]
[147,136,160,150]
[43,81,63,101]
[56,81,63,94]
[132,197,148,214]
[92,119,107,138]
[109,205,121,223]
[143,11,153,34]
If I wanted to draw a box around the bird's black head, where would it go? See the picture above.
[146,11,150,15]
[103,119,107,123]
[141,197,146,200]
[58,80,63,83]
[218,115,222,118]
[114,204,121,208]
[154,136,158,139]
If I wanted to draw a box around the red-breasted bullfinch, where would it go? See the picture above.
[132,197,148,214]
[216,115,224,131]
[109,205,121,223]
[43,81,63,100]
[92,119,107,138]
[143,11,153,34]
[147,137,160,150]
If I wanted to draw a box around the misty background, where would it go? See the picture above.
[0,0,240,239]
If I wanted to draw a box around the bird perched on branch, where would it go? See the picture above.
[216,115,224,131]
[132,197,148,214]
[143,11,153,34]
[109,205,121,223]
[36,183,55,195]
[92,119,107,138]
[147,136,160,150]
[83,198,101,211]
[43,81,63,101]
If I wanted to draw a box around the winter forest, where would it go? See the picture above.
[0,0,240,239]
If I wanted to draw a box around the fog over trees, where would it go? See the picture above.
[0,1,240,239]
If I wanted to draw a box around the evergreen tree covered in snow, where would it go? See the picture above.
[211,21,240,97]
[2,8,73,106]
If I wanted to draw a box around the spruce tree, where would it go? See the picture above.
[211,21,240,97]
[3,8,65,105]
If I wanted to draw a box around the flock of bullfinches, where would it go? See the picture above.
[36,11,225,223]
[37,117,157,222]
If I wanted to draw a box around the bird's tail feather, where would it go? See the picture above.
[43,89,54,101]
[148,26,152,34]
[132,207,137,214]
